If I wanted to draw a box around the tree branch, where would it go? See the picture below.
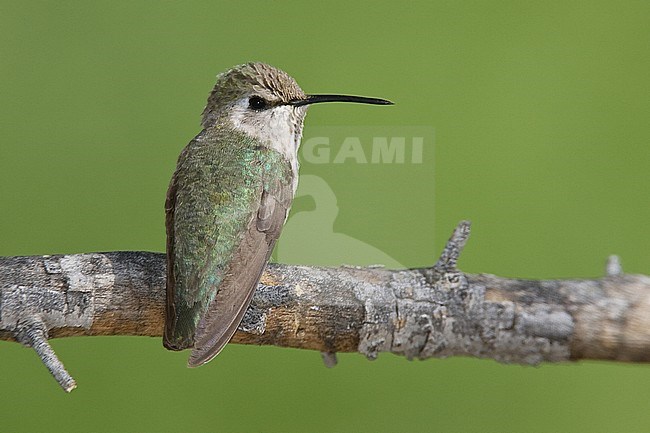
[1,221,649,392]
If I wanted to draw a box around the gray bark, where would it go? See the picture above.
[1,222,649,392]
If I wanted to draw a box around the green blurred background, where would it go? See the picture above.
[1,1,649,432]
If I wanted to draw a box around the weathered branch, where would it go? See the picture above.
[1,222,649,392]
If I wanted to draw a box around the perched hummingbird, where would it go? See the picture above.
[163,62,392,366]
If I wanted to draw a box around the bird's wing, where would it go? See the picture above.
[188,150,293,366]
[163,128,293,365]
[164,129,268,351]
[166,133,221,351]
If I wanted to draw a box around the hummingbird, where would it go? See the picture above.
[163,62,392,366]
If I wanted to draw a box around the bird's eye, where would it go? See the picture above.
[248,96,268,110]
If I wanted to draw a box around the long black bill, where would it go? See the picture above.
[289,94,393,107]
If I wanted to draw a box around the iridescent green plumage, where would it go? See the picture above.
[164,125,292,354]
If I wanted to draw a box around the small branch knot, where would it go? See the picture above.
[605,255,623,276]
[423,220,472,285]
[320,352,338,368]
[14,316,49,346]
[433,220,471,274]
[14,316,76,392]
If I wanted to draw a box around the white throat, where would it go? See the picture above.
[228,99,305,193]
